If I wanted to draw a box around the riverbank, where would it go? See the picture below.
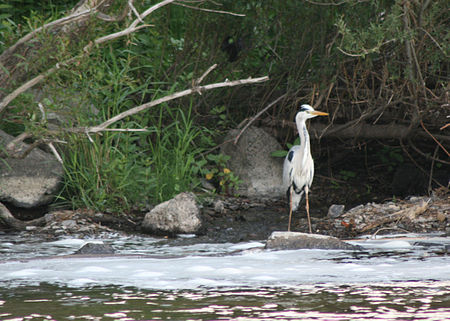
[5,187,447,244]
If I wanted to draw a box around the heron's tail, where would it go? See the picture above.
[287,186,304,211]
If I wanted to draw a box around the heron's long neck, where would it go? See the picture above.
[296,118,311,161]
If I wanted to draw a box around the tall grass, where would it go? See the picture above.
[148,103,207,203]
[59,131,154,212]
[58,102,210,212]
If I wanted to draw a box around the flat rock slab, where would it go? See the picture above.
[265,231,362,250]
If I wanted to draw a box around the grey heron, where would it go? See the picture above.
[282,104,328,233]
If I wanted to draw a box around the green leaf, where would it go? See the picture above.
[271,150,288,158]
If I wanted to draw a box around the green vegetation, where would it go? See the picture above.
[1,0,447,212]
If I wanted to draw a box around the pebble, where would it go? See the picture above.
[61,220,77,228]
[328,204,345,218]
[214,200,226,214]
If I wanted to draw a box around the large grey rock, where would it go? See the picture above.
[265,231,361,250]
[0,130,63,208]
[221,126,284,198]
[142,192,202,235]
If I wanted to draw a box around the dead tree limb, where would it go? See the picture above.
[0,202,46,231]
[86,76,270,132]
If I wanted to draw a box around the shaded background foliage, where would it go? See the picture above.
[0,0,448,212]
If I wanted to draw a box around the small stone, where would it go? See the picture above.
[437,212,446,222]
[214,200,226,214]
[44,213,55,223]
[61,220,77,228]
[328,204,345,218]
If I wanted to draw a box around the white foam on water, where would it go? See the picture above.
[48,239,88,247]
[77,266,112,273]
[0,234,449,290]
[376,240,412,248]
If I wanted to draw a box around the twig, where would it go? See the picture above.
[371,227,411,239]
[194,64,217,86]
[428,145,438,194]
[419,27,447,55]
[304,0,351,5]
[420,120,450,157]
[337,39,396,58]
[48,142,63,164]
[128,0,143,23]
[234,93,286,144]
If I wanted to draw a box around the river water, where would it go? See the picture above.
[0,232,449,320]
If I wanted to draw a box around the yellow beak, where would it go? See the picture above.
[310,110,329,116]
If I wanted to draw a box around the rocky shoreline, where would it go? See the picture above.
[3,190,447,246]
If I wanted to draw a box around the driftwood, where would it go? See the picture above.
[360,200,430,233]
[0,202,46,230]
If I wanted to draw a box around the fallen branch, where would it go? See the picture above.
[0,202,46,231]
[4,73,268,161]
[86,75,269,132]
[265,118,450,144]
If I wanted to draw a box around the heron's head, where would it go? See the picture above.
[296,104,328,120]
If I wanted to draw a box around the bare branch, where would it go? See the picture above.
[234,94,287,144]
[173,2,245,16]
[128,0,144,23]
[48,142,63,164]
[0,57,78,115]
[194,64,217,86]
[88,76,269,132]
[420,120,450,157]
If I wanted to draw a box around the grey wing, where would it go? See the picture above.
[283,145,304,211]
[282,145,302,189]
